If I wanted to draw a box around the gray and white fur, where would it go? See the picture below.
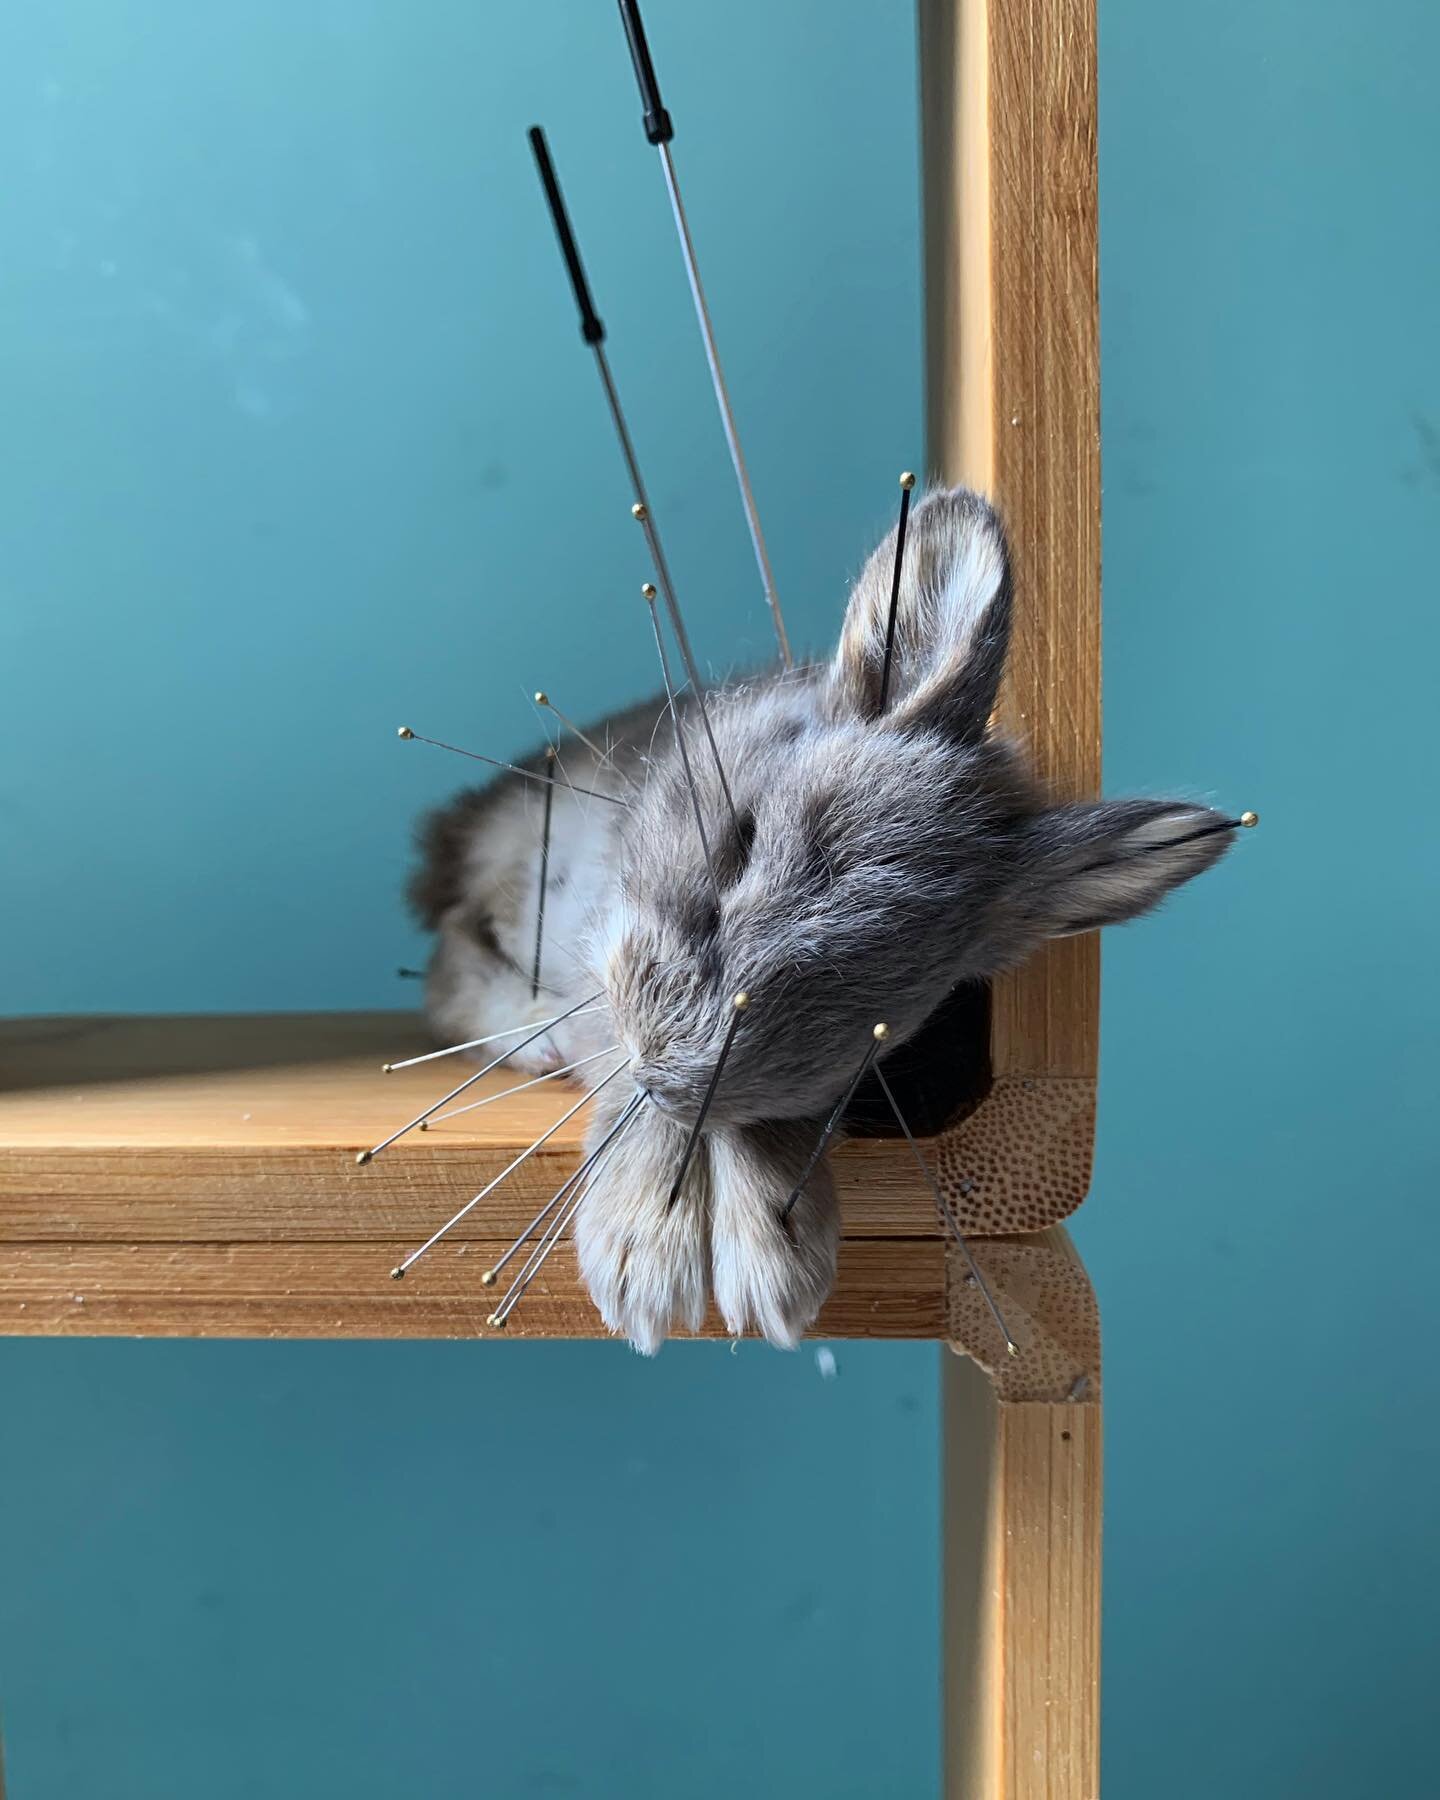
[409,488,1239,1352]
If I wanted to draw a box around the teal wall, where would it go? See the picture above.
[1088,2,1439,1791]
[2,2,1437,1796]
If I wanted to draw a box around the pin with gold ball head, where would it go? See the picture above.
[394,724,625,807]
[782,1023,892,1222]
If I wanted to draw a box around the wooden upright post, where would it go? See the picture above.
[920,1,1104,1791]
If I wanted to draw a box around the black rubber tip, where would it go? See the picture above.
[617,0,675,144]
[527,124,605,345]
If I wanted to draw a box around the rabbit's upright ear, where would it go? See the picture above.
[829,485,1013,743]
[1019,800,1239,938]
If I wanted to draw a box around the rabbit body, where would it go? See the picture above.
[410,490,1238,1352]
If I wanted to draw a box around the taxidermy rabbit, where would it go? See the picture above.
[408,486,1239,1353]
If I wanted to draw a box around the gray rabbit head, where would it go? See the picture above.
[594,486,1236,1134]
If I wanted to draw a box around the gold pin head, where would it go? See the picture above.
[1240,810,1259,829]
[534,691,549,707]
[355,1150,372,1165]
[631,502,648,522]
[486,1313,507,1330]
[899,471,916,491]
[732,992,750,1011]
[397,725,414,740]
[390,1266,405,1281]
[641,583,658,603]
[873,1022,891,1043]
[481,1269,497,1288]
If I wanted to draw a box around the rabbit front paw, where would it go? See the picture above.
[708,1122,840,1349]
[574,1102,711,1355]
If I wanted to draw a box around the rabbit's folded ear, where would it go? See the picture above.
[1019,800,1239,937]
[829,485,1013,743]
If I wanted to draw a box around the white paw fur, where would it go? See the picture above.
[574,1099,711,1356]
[709,1122,840,1349]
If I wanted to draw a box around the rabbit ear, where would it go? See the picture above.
[829,485,1013,743]
[1019,800,1239,937]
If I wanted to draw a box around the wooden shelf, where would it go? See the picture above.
[0,1012,957,1341]
[0,1013,1099,1383]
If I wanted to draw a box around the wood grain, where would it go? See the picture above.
[0,1013,951,1339]
[0,1238,946,1340]
[923,7,1104,1791]
[943,1354,1102,1799]
[921,0,1102,1083]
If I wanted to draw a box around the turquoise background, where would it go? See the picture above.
[2,2,1436,1795]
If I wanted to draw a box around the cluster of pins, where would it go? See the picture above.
[365,1,1260,1343]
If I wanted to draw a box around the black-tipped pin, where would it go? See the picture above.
[527,124,738,832]
[665,993,750,1210]
[878,473,916,713]
[782,1024,890,1221]
[613,0,792,667]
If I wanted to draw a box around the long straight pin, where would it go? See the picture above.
[530,746,558,998]
[390,1055,630,1279]
[872,1063,1018,1357]
[666,992,749,1209]
[878,473,917,713]
[526,124,738,833]
[781,1023,890,1221]
[356,990,602,1164]
[644,583,720,903]
[424,1044,620,1128]
[616,0,792,669]
[383,1003,604,1073]
[1075,810,1260,880]
[481,1092,645,1290]
[487,1091,647,1324]
[396,726,627,807]
[534,691,638,790]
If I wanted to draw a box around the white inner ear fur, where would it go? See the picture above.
[928,524,1006,664]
